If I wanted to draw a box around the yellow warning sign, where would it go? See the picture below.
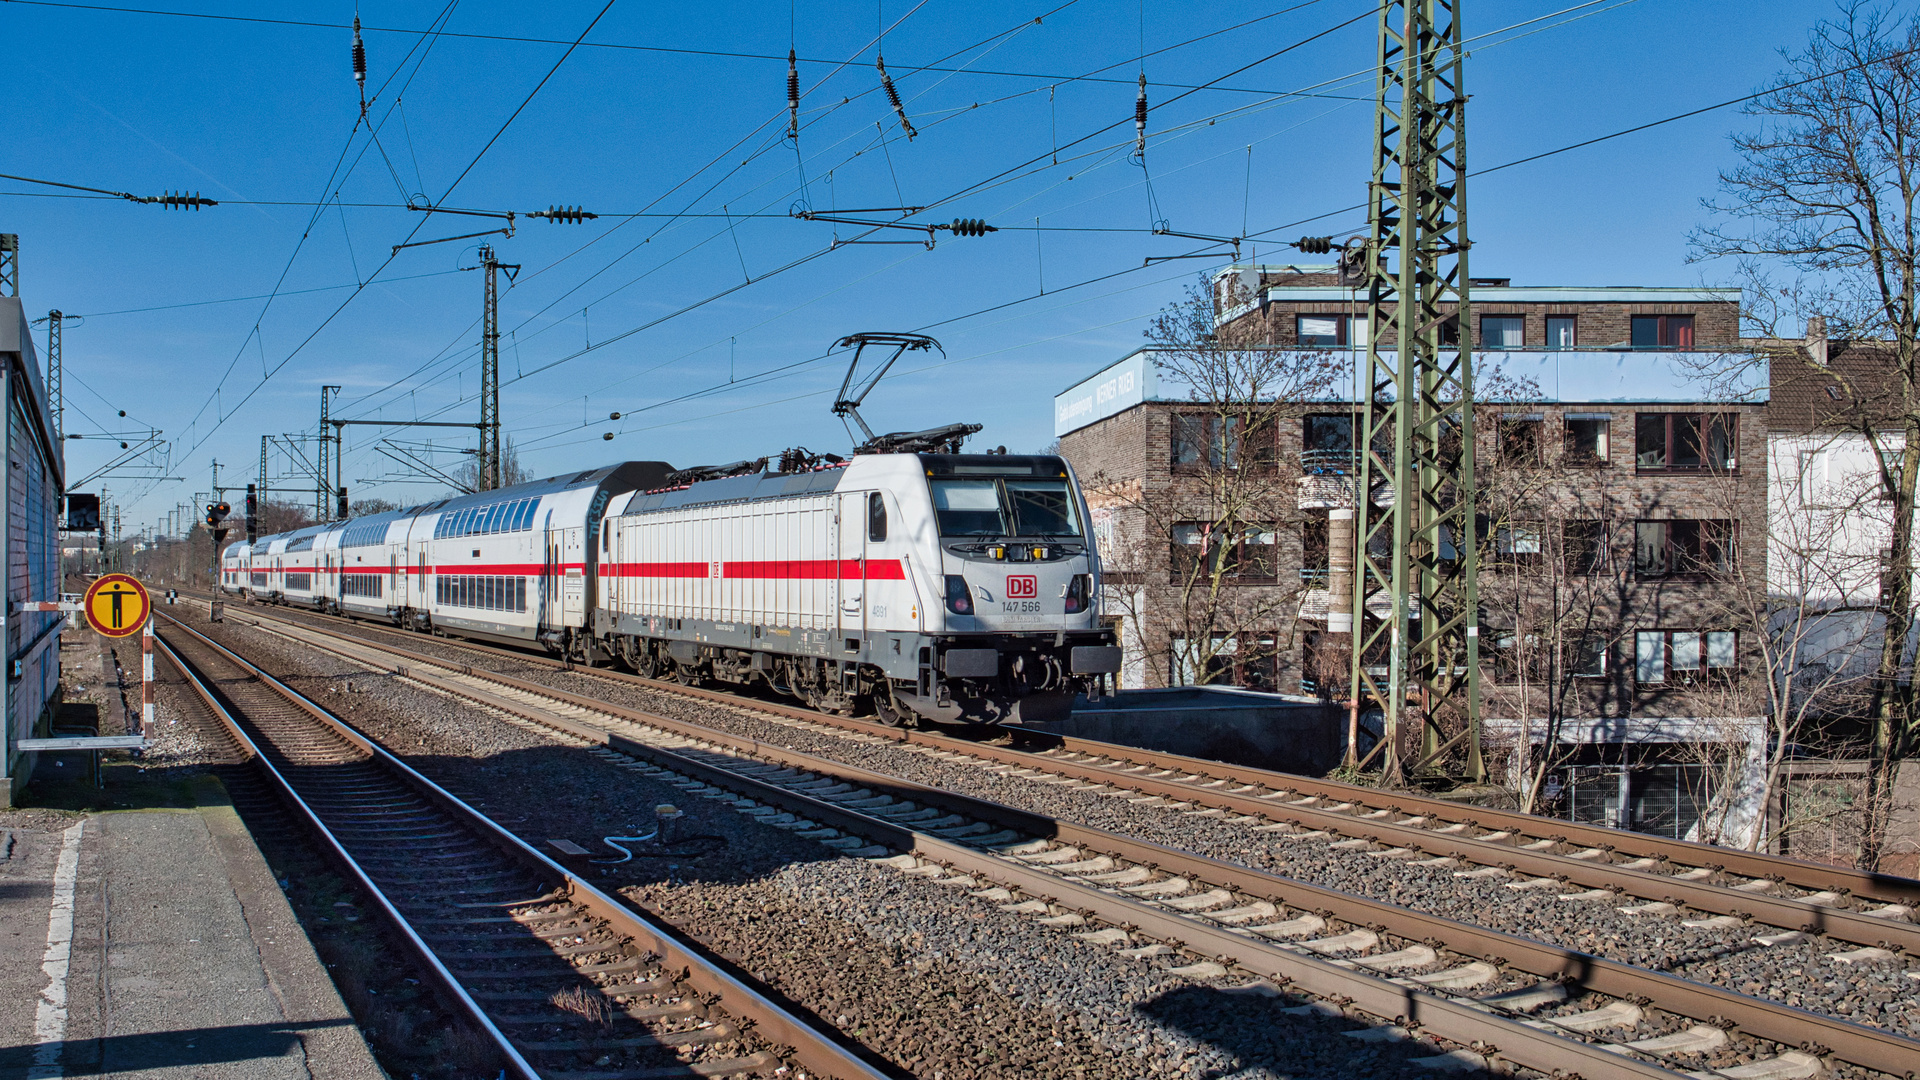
[83,574,150,638]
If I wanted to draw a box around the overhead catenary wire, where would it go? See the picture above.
[152,0,1634,501]
[344,1,1458,446]
[163,0,615,475]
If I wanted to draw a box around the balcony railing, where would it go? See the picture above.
[1300,449,1360,476]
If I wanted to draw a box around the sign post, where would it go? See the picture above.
[81,574,154,738]
[141,617,154,737]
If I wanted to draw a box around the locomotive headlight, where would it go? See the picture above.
[1031,546,1048,560]
[990,545,1007,561]
[944,575,973,615]
[1063,574,1092,615]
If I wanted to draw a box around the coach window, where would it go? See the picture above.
[868,492,888,542]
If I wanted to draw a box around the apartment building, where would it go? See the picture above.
[1057,266,1769,840]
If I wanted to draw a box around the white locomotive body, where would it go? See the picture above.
[596,452,1119,724]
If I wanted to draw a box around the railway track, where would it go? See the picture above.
[217,599,1920,954]
[154,613,891,1080]
[197,601,1920,1080]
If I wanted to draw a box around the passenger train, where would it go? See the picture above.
[221,452,1120,725]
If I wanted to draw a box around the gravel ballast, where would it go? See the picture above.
[193,609,1521,1079]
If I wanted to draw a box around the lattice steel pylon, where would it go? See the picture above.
[1348,0,1483,785]
[46,310,62,450]
[317,385,340,521]
[475,245,517,492]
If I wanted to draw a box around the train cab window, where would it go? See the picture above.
[868,493,888,542]
[929,477,1083,538]
[1006,480,1080,536]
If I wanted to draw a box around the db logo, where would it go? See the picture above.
[1006,575,1038,599]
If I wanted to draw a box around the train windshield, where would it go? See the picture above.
[929,478,1082,538]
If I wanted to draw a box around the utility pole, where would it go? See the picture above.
[110,504,120,571]
[45,310,62,450]
[318,385,340,521]
[259,435,270,527]
[0,234,17,297]
[1348,0,1482,785]
[476,244,518,492]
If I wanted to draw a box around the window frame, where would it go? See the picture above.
[1545,315,1577,350]
[1632,519,1736,580]
[1169,521,1279,583]
[1562,519,1608,575]
[1564,416,1611,466]
[1168,412,1271,473]
[1296,313,1360,348]
[1634,629,1737,685]
[1492,520,1546,567]
[1498,416,1545,464]
[1480,314,1526,350]
[1630,314,1695,350]
[1634,412,1737,472]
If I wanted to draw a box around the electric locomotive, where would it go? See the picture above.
[594,449,1118,724]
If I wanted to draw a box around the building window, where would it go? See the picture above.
[1491,631,1547,683]
[1237,526,1278,581]
[1297,314,1360,347]
[1493,522,1545,565]
[1301,510,1329,584]
[1302,413,1356,474]
[1568,633,1609,677]
[1635,413,1735,471]
[1563,520,1607,575]
[1499,417,1544,463]
[1564,416,1610,465]
[1171,414,1267,471]
[1630,314,1694,350]
[1635,630,1736,684]
[1482,315,1525,349]
[1172,634,1279,690]
[1170,522,1276,582]
[1546,316,1576,349]
[1633,520,1734,578]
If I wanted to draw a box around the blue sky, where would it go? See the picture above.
[1,0,1842,529]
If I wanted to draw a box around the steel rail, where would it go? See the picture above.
[217,598,1920,907]
[156,612,894,1080]
[217,602,1920,943]
[215,610,1920,1080]
[156,631,544,1080]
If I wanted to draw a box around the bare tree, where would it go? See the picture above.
[454,434,534,492]
[1691,1,1920,870]
[1473,413,1635,816]
[1090,279,1343,690]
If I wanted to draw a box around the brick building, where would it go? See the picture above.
[1058,265,1770,839]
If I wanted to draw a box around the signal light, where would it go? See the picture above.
[205,501,231,527]
[944,575,973,615]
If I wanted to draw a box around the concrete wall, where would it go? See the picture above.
[1037,686,1342,775]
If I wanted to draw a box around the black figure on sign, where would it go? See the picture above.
[103,580,136,629]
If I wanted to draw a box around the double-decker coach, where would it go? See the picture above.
[408,462,673,648]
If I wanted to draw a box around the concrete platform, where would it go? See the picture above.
[0,780,386,1079]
